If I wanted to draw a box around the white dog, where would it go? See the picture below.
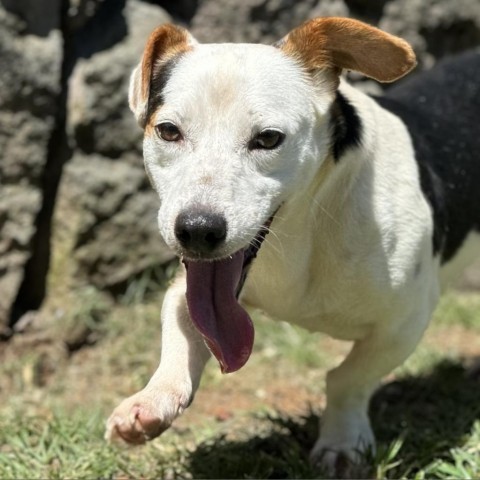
[105,17,480,473]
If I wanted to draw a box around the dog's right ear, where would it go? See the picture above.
[129,24,197,128]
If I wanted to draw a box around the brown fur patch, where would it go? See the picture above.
[140,24,192,102]
[280,17,416,83]
[144,122,156,137]
[198,175,214,186]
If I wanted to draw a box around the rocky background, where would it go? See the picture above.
[1,0,479,340]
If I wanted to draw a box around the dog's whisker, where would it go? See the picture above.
[318,204,342,227]
[262,230,286,258]
[242,227,284,258]
[240,225,285,259]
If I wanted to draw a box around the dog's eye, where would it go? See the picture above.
[250,129,285,150]
[156,122,183,142]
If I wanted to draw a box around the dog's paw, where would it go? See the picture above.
[309,441,372,478]
[105,386,191,445]
[309,426,375,478]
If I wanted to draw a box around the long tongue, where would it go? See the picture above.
[185,251,254,373]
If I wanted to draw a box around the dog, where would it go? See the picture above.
[105,16,480,473]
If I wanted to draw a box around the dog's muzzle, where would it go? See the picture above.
[180,213,275,374]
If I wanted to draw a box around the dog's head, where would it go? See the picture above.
[131,17,415,260]
[130,18,416,373]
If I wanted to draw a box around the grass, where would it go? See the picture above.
[434,291,480,329]
[0,287,479,478]
[0,410,189,479]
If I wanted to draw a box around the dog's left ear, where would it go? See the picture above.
[129,24,197,127]
[277,17,416,85]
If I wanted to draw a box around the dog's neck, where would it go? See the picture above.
[241,81,394,314]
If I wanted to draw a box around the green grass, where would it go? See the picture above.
[0,289,479,478]
[1,409,479,479]
[434,292,480,330]
[254,312,329,368]
[0,412,116,479]
[0,410,190,479]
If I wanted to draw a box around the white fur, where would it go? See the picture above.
[106,38,477,473]
[142,44,333,257]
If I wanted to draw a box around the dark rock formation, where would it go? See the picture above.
[59,0,174,293]
[0,1,63,333]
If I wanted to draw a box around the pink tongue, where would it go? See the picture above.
[185,251,254,373]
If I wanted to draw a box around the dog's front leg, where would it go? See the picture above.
[105,270,210,444]
[310,313,429,475]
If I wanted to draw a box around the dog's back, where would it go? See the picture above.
[375,50,480,281]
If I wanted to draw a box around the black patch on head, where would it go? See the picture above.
[146,54,184,125]
[374,50,480,263]
[330,90,362,161]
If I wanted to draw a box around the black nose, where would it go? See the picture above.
[174,208,227,254]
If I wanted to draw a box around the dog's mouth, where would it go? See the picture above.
[183,216,274,374]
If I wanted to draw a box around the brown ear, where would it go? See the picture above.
[278,17,416,84]
[129,24,196,127]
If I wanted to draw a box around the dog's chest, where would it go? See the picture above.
[241,237,383,341]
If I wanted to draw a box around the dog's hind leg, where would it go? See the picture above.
[105,270,210,444]
[310,309,431,476]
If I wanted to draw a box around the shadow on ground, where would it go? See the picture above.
[370,360,480,475]
[185,360,480,479]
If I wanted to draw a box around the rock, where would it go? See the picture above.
[149,0,199,22]
[0,0,61,36]
[52,154,174,292]
[68,52,143,158]
[0,187,41,335]
[339,0,387,22]
[66,0,105,31]
[53,0,174,293]
[68,0,170,157]
[189,0,315,43]
[380,0,480,69]
[0,6,62,329]
[189,0,480,71]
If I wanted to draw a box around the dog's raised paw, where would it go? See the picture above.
[105,387,190,445]
[105,405,165,445]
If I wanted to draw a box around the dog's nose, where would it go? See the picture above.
[174,208,227,254]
